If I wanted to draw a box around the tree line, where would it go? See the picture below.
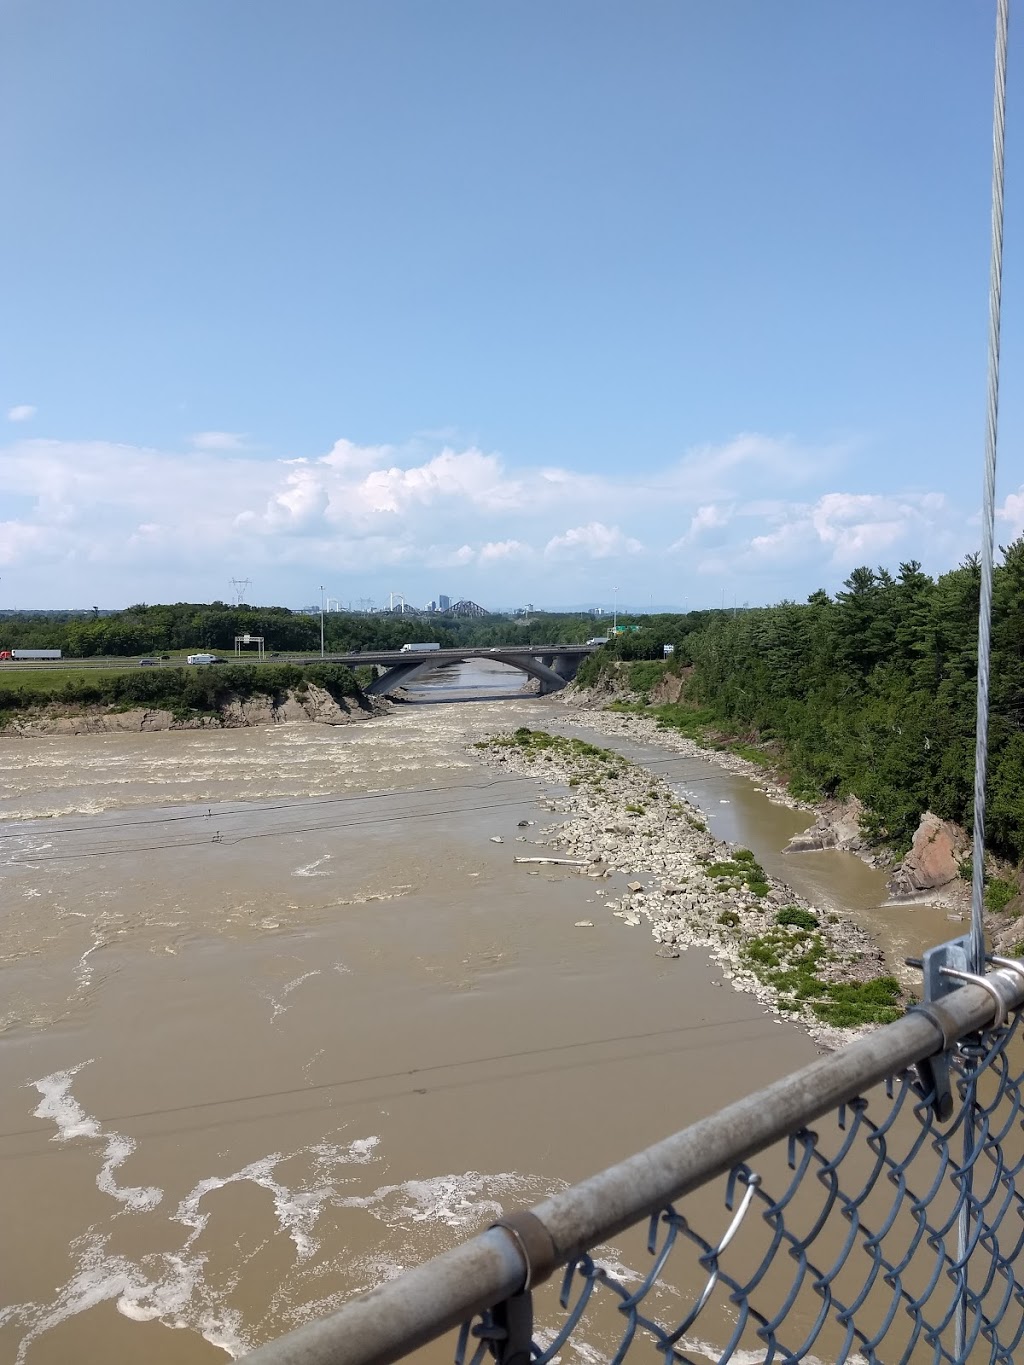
[581,547,1024,863]
[0,604,611,657]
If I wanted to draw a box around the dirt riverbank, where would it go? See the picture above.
[0,683,388,736]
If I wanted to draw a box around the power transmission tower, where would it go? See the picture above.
[230,577,252,606]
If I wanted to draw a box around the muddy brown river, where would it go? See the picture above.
[0,664,955,1363]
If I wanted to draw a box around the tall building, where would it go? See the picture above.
[438,594,451,611]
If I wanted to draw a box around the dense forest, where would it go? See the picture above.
[582,545,1024,865]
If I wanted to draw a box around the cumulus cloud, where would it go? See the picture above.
[997,487,1024,539]
[7,404,36,422]
[544,522,644,560]
[0,427,968,605]
[478,539,529,563]
[669,503,733,550]
[738,491,952,571]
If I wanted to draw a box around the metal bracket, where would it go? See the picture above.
[471,1291,534,1365]
[905,933,973,1122]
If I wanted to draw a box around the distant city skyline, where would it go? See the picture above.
[1,3,1020,608]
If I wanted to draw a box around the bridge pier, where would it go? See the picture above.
[552,654,581,683]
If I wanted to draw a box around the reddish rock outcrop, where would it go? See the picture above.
[887,812,967,898]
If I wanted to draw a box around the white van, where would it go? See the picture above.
[187,653,216,665]
[399,642,441,653]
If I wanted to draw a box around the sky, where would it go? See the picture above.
[1,0,1023,612]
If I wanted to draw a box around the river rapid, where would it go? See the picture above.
[0,662,952,1363]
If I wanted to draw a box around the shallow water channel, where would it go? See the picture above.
[0,663,956,1363]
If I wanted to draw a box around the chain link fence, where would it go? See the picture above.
[243,958,1024,1365]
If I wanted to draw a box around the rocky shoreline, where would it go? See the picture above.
[477,727,901,1048]
[555,703,981,915]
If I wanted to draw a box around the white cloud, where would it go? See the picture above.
[544,522,644,560]
[997,487,1024,539]
[741,491,952,570]
[0,428,969,606]
[669,503,733,551]
[479,539,529,563]
[190,431,249,451]
[7,404,36,422]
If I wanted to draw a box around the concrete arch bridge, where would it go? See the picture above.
[350,644,596,697]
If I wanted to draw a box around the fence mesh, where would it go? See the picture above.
[458,1015,1024,1365]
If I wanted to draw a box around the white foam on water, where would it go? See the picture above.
[341,1170,554,1231]
[2,1129,386,1360]
[31,1062,102,1142]
[266,970,322,1023]
[30,1063,163,1211]
[293,854,332,878]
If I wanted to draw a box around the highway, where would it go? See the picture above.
[0,644,598,674]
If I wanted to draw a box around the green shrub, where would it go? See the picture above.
[776,906,818,931]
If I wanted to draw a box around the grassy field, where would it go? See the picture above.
[0,667,143,694]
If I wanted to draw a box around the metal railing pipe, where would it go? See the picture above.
[242,1227,527,1365]
[241,973,1023,1365]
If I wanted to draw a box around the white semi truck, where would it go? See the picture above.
[0,649,62,660]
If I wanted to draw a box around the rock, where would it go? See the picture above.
[888,812,968,897]
[655,945,681,958]
[784,827,836,854]
[626,881,644,893]
[490,836,504,844]
[517,820,532,828]
[574,920,594,928]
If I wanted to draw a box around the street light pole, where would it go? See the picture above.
[320,586,325,659]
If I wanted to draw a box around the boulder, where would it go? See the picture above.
[887,812,968,897]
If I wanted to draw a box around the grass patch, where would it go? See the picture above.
[741,925,902,1027]
[704,852,770,897]
[985,877,1017,913]
[728,742,774,769]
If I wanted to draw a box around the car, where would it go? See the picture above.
[138,658,159,667]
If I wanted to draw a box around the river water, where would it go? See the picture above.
[0,663,953,1363]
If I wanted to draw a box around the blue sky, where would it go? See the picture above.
[1,0,1021,611]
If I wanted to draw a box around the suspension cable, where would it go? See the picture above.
[970,0,1010,977]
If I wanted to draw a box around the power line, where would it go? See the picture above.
[0,748,752,846]
[4,748,764,862]
[0,1015,773,1151]
[3,757,753,866]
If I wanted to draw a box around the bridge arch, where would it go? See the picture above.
[364,651,579,698]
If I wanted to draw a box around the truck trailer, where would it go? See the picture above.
[0,649,62,660]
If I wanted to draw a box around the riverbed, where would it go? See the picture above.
[0,662,950,1363]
